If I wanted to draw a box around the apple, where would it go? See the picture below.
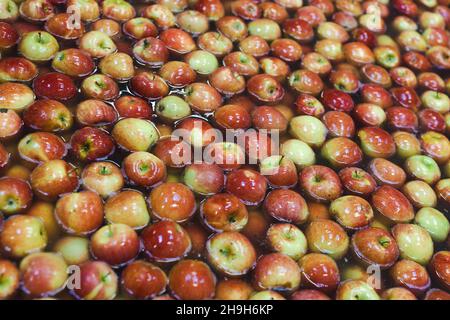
[392,131,421,159]
[0,108,22,141]
[0,177,32,215]
[23,99,73,132]
[215,279,253,300]
[414,207,449,242]
[0,57,38,82]
[72,261,118,300]
[123,17,157,40]
[33,72,77,101]
[99,52,135,81]
[381,287,417,300]
[112,118,159,152]
[371,185,415,225]
[52,49,95,78]
[185,83,222,114]
[298,253,340,294]
[291,289,330,300]
[79,31,117,59]
[305,219,349,260]
[336,280,380,300]
[259,155,298,188]
[0,215,47,259]
[142,220,191,263]
[280,139,316,169]
[404,155,441,185]
[18,132,66,163]
[75,99,118,127]
[252,253,301,292]
[390,259,431,296]
[169,259,216,300]
[225,169,267,206]
[20,252,67,298]
[0,22,19,50]
[330,195,374,230]
[206,231,255,277]
[322,111,355,138]
[132,37,169,68]
[81,161,124,198]
[183,163,224,196]
[424,288,450,300]
[121,260,168,300]
[428,251,450,291]
[101,0,136,22]
[264,189,309,225]
[392,224,434,265]
[45,13,85,40]
[30,159,79,201]
[201,193,248,232]
[53,236,90,265]
[66,0,100,22]
[321,137,363,168]
[54,191,103,235]
[90,223,140,267]
[299,165,343,202]
[25,201,61,242]
[0,82,35,112]
[104,190,150,229]
[249,290,285,300]
[289,115,327,148]
[266,223,307,261]
[114,96,152,119]
[402,180,437,208]
[368,158,407,188]
[141,4,176,30]
[18,31,59,62]
[338,167,377,196]
[0,259,19,299]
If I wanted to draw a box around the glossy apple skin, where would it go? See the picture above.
[0,22,19,49]
[75,100,117,127]
[152,137,190,169]
[19,252,68,298]
[418,109,446,133]
[321,89,354,112]
[386,106,419,133]
[290,289,331,300]
[298,253,340,294]
[169,259,216,300]
[70,127,115,162]
[358,126,396,158]
[52,236,89,265]
[225,169,267,206]
[260,155,298,189]
[0,177,32,215]
[33,72,77,101]
[114,96,152,119]
[271,38,302,62]
[371,185,414,225]
[390,259,431,297]
[264,189,309,225]
[392,224,434,266]
[338,167,377,196]
[0,259,19,299]
[18,132,66,163]
[321,137,363,168]
[201,193,248,232]
[215,279,253,300]
[0,109,22,140]
[149,182,196,223]
[351,227,399,269]
[55,191,103,235]
[336,280,380,300]
[0,57,38,82]
[428,251,450,291]
[160,28,196,54]
[0,215,47,259]
[299,165,343,203]
[0,143,9,169]
[360,84,393,109]
[72,261,118,300]
[52,49,95,77]
[121,260,168,300]
[330,195,374,230]
[0,82,36,112]
[183,163,224,196]
[206,231,256,277]
[130,72,169,100]
[381,287,417,300]
[91,223,140,267]
[424,288,450,300]
[253,253,301,292]
[23,99,73,132]
[112,118,159,152]
[322,111,355,138]
[30,159,79,201]
[142,220,191,263]
[368,158,407,188]
[81,161,123,199]
[306,219,349,260]
[123,151,166,188]
[104,190,150,229]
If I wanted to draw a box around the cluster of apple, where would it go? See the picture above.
[0,0,449,301]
